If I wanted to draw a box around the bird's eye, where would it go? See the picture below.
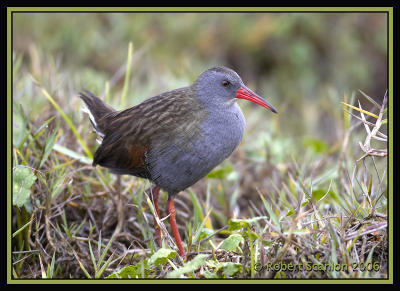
[222,80,230,87]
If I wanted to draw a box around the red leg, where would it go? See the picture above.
[167,198,186,258]
[151,186,161,246]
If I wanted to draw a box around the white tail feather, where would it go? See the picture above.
[81,105,105,138]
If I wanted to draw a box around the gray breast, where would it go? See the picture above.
[147,103,245,195]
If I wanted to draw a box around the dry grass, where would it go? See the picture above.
[11,43,388,280]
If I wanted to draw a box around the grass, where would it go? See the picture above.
[11,41,388,279]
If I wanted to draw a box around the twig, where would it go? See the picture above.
[112,175,124,239]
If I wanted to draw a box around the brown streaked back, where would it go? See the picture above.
[87,86,206,180]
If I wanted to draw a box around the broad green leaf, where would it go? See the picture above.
[220,234,244,251]
[106,260,151,279]
[206,164,233,179]
[13,166,37,207]
[107,265,137,279]
[167,254,209,278]
[223,262,242,277]
[312,188,337,201]
[203,270,218,278]
[228,216,267,231]
[149,248,177,266]
[205,261,242,277]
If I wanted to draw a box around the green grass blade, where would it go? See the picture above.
[46,251,56,278]
[39,123,59,168]
[88,240,97,273]
[96,253,114,278]
[78,261,91,279]
[41,87,93,159]
[189,189,205,228]
[12,220,31,238]
[97,237,114,269]
[33,116,56,138]
[258,191,280,230]
[53,143,92,165]
[341,101,379,119]
[193,209,212,244]
[120,42,133,108]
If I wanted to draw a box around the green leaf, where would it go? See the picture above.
[285,209,295,216]
[39,123,59,168]
[196,227,214,241]
[284,229,311,235]
[312,188,337,201]
[106,265,136,279]
[189,189,205,225]
[203,270,219,278]
[223,262,242,277]
[149,248,177,266]
[312,189,326,201]
[167,254,209,278]
[301,198,310,207]
[53,143,92,165]
[206,164,233,180]
[259,193,280,229]
[192,208,213,243]
[106,260,151,279]
[205,261,242,277]
[33,116,56,138]
[12,220,32,238]
[228,216,267,231]
[242,230,259,241]
[302,137,329,154]
[50,175,67,200]
[220,234,244,251]
[13,166,37,207]
[47,251,56,279]
[120,41,134,108]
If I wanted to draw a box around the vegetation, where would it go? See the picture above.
[11,12,388,279]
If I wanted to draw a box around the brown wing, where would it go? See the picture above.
[93,139,150,178]
[92,86,205,180]
[92,110,153,178]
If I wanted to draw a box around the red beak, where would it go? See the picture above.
[236,87,278,113]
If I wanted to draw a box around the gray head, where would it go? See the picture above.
[193,66,278,113]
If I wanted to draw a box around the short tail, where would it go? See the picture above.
[79,89,115,137]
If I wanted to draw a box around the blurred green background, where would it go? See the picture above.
[13,12,387,160]
[11,11,389,279]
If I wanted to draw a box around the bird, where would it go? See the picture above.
[79,66,277,258]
